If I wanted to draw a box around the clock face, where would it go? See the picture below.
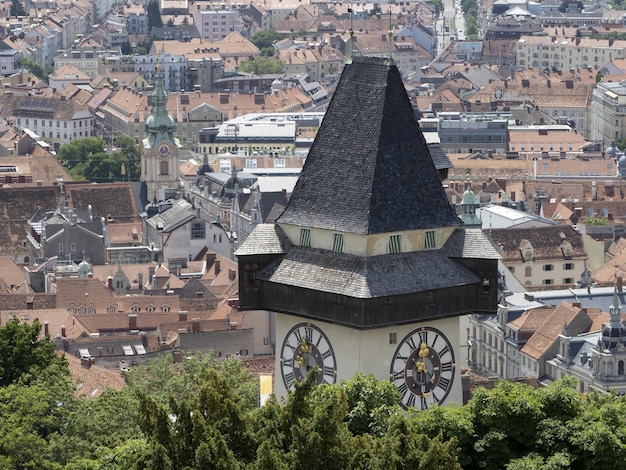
[280,322,337,389]
[159,144,170,157]
[390,326,455,410]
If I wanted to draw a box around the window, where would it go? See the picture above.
[542,279,554,285]
[88,306,96,314]
[59,243,63,254]
[543,264,554,271]
[160,160,168,175]
[482,278,491,295]
[332,233,344,253]
[424,230,436,249]
[191,221,205,239]
[389,234,402,254]
[107,306,115,313]
[620,360,624,375]
[563,278,574,284]
[389,332,397,344]
[161,305,170,312]
[525,266,532,277]
[300,228,311,247]
[564,263,574,270]
[146,305,155,312]
[71,243,76,253]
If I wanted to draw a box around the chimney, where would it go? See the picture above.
[618,277,623,292]
[107,276,113,289]
[128,314,137,330]
[214,259,221,275]
[61,324,66,337]
[192,318,200,332]
[138,272,143,288]
[44,321,49,336]
[572,301,582,308]
[228,268,236,281]
[81,357,93,369]
[205,252,216,267]
[179,311,188,322]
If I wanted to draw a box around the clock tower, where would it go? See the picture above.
[141,61,182,201]
[236,56,500,409]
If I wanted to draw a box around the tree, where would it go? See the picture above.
[115,135,142,181]
[19,57,47,81]
[238,57,285,75]
[10,0,26,16]
[249,29,285,57]
[0,318,58,386]
[342,372,400,437]
[120,40,132,55]
[147,0,164,31]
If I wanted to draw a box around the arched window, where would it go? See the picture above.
[160,160,169,175]
[619,360,624,375]
[525,266,532,277]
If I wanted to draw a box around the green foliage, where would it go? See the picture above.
[120,40,132,55]
[249,29,286,56]
[147,0,163,31]
[19,57,48,81]
[57,136,141,182]
[238,56,285,75]
[7,352,626,470]
[0,318,57,386]
[0,350,75,469]
[581,216,609,226]
[342,372,400,436]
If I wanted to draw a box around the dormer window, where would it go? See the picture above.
[332,233,344,253]
[424,230,437,250]
[146,305,155,313]
[561,241,572,259]
[520,239,533,262]
[388,234,402,254]
[300,228,311,247]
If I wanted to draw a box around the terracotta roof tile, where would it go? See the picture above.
[63,353,125,398]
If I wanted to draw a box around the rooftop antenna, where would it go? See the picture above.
[385,8,395,66]
[346,5,354,64]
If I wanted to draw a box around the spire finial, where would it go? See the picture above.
[346,5,354,64]
[385,9,394,66]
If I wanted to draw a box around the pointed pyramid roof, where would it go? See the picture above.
[276,56,460,235]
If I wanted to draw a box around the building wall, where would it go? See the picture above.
[192,10,240,41]
[506,258,585,289]
[274,312,464,408]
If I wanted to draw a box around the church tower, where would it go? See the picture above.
[141,61,182,201]
[236,57,500,409]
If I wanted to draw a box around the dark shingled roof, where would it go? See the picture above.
[258,247,480,298]
[276,56,460,235]
[443,229,501,259]
[235,224,292,256]
[427,143,453,171]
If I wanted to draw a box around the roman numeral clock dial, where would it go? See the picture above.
[280,322,337,389]
[390,326,455,410]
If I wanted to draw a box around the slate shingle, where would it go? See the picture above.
[259,247,480,298]
[276,56,460,234]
